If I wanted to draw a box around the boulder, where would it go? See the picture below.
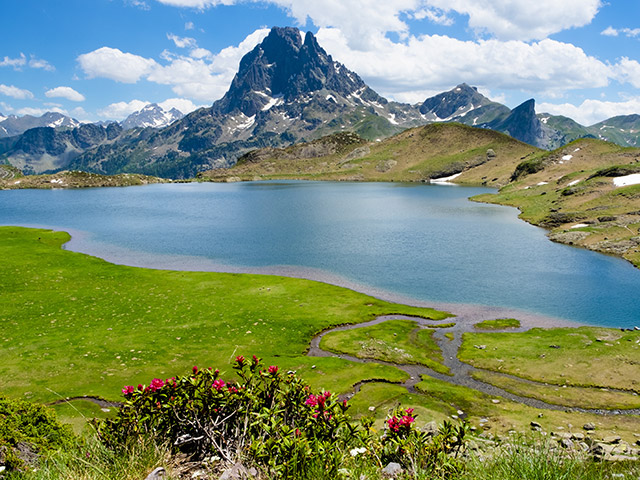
[382,462,403,477]
[583,423,596,431]
[144,467,166,480]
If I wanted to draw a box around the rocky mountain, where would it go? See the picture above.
[63,26,425,178]
[121,103,184,130]
[0,122,125,174]
[2,26,639,179]
[0,112,80,138]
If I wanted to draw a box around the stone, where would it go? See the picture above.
[422,421,438,435]
[572,433,585,441]
[144,467,166,480]
[219,463,254,480]
[491,399,500,404]
[530,421,542,430]
[603,435,621,444]
[583,423,596,431]
[559,438,574,449]
[382,462,403,477]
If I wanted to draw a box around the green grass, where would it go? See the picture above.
[458,327,640,391]
[474,318,521,330]
[320,319,450,374]
[471,369,640,410]
[0,226,449,405]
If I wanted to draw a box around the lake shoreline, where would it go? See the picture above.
[54,224,583,331]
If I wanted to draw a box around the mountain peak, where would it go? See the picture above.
[121,103,184,130]
[215,26,369,117]
[419,83,493,120]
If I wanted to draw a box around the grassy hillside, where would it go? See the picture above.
[201,123,541,187]
[0,169,169,189]
[473,138,640,267]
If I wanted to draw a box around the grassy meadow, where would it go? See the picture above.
[0,226,446,405]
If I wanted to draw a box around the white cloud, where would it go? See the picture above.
[612,58,640,89]
[167,33,197,48]
[537,98,640,126]
[98,97,205,120]
[45,86,86,102]
[422,0,602,40]
[154,0,601,43]
[185,21,195,30]
[158,97,206,113]
[601,26,640,38]
[0,53,27,69]
[29,56,55,71]
[317,28,613,101]
[413,7,454,26]
[79,28,269,102]
[16,106,67,116]
[78,47,159,83]
[0,84,34,99]
[97,99,150,119]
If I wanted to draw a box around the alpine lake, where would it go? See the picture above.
[2,180,640,328]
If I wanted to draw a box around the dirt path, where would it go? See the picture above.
[308,314,640,416]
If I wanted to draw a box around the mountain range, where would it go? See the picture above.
[1,26,639,179]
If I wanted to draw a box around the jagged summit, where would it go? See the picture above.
[121,103,184,130]
[214,26,378,117]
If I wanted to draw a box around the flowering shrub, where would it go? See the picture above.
[97,356,468,478]
[97,356,354,477]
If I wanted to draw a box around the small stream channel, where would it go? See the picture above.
[308,315,640,416]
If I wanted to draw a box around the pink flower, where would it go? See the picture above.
[252,355,259,365]
[236,356,245,366]
[192,365,198,374]
[212,379,226,391]
[268,365,279,374]
[122,385,134,396]
[405,408,414,415]
[149,378,165,392]
[137,384,143,391]
[305,394,318,407]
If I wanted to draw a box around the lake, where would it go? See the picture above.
[2,181,639,328]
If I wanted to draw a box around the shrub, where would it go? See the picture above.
[96,356,468,479]
[0,396,75,473]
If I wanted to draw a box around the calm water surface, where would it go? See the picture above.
[2,181,639,327]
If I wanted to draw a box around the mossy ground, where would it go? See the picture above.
[320,319,450,374]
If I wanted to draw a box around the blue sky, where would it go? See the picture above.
[1,0,639,125]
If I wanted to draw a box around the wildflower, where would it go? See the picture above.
[192,365,198,374]
[252,355,259,365]
[268,365,279,375]
[137,384,143,391]
[212,379,226,391]
[122,385,134,396]
[350,447,366,457]
[236,355,245,366]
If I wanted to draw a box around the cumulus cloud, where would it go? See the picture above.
[316,28,613,101]
[422,0,602,40]
[158,97,206,113]
[0,84,34,99]
[97,99,150,119]
[97,97,205,120]
[45,86,86,102]
[153,0,601,42]
[79,28,269,102]
[601,26,640,38]
[0,53,27,69]
[29,56,55,71]
[167,33,197,48]
[16,106,67,116]
[78,47,159,83]
[537,98,640,126]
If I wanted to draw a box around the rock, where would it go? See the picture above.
[560,438,574,449]
[144,467,166,480]
[368,406,376,412]
[422,421,438,435]
[530,421,542,430]
[572,433,585,441]
[491,399,500,404]
[382,462,403,477]
[583,423,596,431]
[604,435,621,444]
[219,463,255,480]
[474,344,487,350]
